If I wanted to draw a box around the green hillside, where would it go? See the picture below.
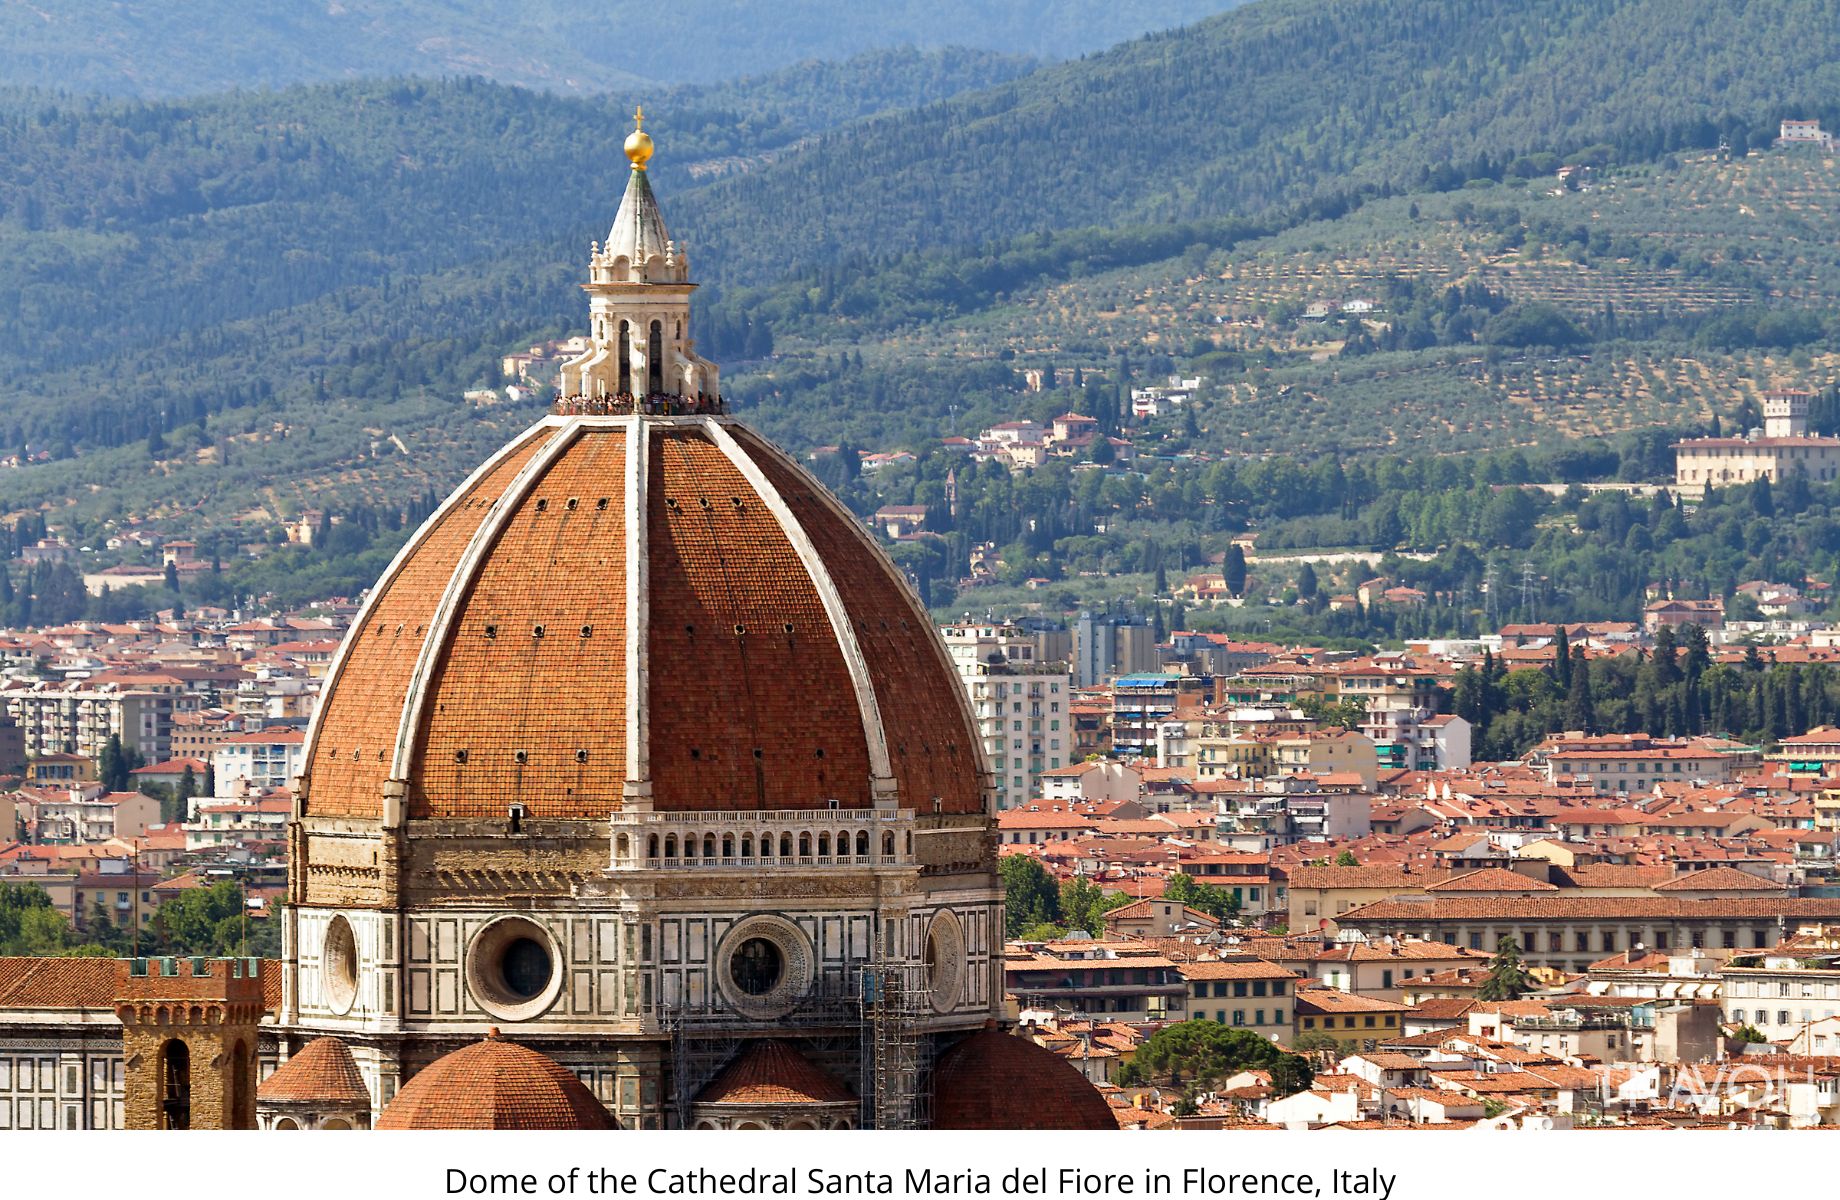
[743,146,1840,457]
[5,0,1840,619]
[0,0,1231,96]
[680,0,1840,283]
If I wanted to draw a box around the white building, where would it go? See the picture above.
[182,795,292,851]
[1779,119,1835,150]
[1673,389,1840,498]
[2,681,181,761]
[941,622,1071,810]
[211,727,307,791]
[1723,926,1840,1041]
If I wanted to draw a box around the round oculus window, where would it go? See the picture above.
[714,916,813,1020]
[322,915,359,1015]
[501,937,553,1000]
[730,937,784,996]
[464,916,565,1022]
[923,910,966,1013]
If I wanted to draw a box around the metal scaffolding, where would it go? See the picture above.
[858,959,928,1130]
[658,961,932,1129]
[660,972,862,1129]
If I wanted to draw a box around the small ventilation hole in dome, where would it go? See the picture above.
[580,624,593,638]
[566,497,579,510]
[484,624,498,639]
[536,498,548,512]
[514,750,529,765]
[575,749,589,764]
[533,624,545,638]
[596,497,609,510]
[697,496,711,509]
[454,750,468,764]
[734,623,746,636]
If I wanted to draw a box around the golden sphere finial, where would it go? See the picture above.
[624,104,654,169]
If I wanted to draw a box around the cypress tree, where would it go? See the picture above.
[1562,648,1596,734]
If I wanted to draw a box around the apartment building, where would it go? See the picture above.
[1176,959,1299,1041]
[1723,925,1840,1040]
[3,681,180,761]
[1336,896,1840,974]
[211,727,306,791]
[1536,733,1747,792]
[1005,941,1186,1020]
[941,622,1071,810]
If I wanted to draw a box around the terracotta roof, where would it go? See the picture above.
[376,1032,616,1130]
[0,957,122,1009]
[1284,866,1451,890]
[1546,865,1675,888]
[1294,988,1409,1015]
[259,1037,371,1106]
[1342,897,1840,921]
[1425,868,1559,893]
[1177,960,1300,981]
[1651,866,1785,892]
[306,424,552,817]
[306,420,980,820]
[931,1023,1117,1130]
[694,1040,855,1107]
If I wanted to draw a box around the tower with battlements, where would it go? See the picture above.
[115,957,266,1130]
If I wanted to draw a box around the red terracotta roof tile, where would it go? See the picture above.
[694,1040,855,1106]
[376,1032,615,1130]
[931,1023,1116,1130]
[0,957,121,1009]
[259,1036,370,1105]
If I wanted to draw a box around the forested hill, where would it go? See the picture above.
[4,0,1840,570]
[0,47,1031,369]
[0,0,1235,97]
[679,0,1840,283]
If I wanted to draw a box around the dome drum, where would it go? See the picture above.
[608,806,915,872]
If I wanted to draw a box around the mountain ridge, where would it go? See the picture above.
[0,0,1239,97]
[678,0,1840,284]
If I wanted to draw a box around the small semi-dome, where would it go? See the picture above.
[695,1039,856,1107]
[930,1023,1116,1130]
[258,1036,370,1106]
[376,1030,617,1130]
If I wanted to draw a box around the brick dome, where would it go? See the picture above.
[375,1031,616,1129]
[303,415,985,820]
[930,1024,1117,1130]
[258,1036,370,1105]
[695,1039,856,1107]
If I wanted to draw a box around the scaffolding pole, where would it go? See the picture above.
[859,960,926,1130]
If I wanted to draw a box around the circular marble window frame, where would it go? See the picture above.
[465,914,565,1023]
[923,909,966,1013]
[322,914,360,1015]
[714,915,814,1020]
